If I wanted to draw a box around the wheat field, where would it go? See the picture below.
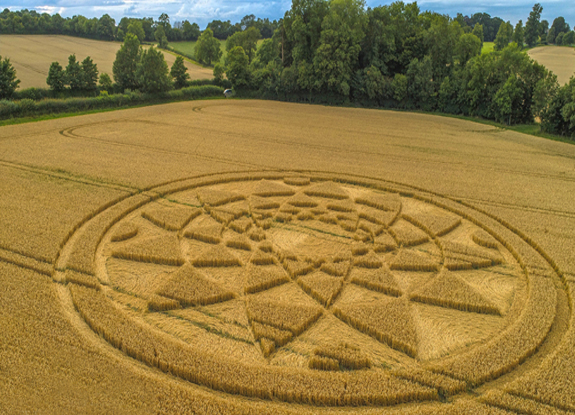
[528,46,575,85]
[0,35,214,89]
[0,99,574,414]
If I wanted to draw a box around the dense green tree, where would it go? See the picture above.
[207,19,238,39]
[494,21,513,51]
[406,55,436,110]
[255,37,281,67]
[65,54,83,90]
[127,21,145,42]
[98,73,113,92]
[546,26,557,44]
[226,46,251,88]
[472,23,484,48]
[563,31,575,45]
[46,62,66,91]
[213,63,225,85]
[155,25,168,48]
[456,33,481,66]
[513,20,524,47]
[170,56,189,89]
[312,0,367,96]
[226,27,261,63]
[136,46,171,93]
[81,56,99,91]
[424,14,462,81]
[525,3,543,47]
[541,78,575,136]
[556,32,565,45]
[494,74,524,124]
[182,21,200,40]
[113,33,141,91]
[97,14,115,40]
[549,17,569,43]
[392,73,408,106]
[0,56,20,99]
[196,28,223,65]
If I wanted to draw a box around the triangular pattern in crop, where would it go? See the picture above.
[410,270,501,315]
[156,263,235,307]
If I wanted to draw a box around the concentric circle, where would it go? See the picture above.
[60,171,563,406]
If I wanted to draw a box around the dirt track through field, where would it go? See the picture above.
[1,100,574,414]
[0,35,213,89]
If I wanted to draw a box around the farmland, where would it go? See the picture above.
[1,99,575,413]
[0,35,214,89]
[528,46,575,84]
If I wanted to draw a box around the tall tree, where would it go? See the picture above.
[494,21,513,51]
[226,26,261,63]
[524,3,543,47]
[0,55,20,99]
[513,20,524,47]
[225,46,251,88]
[170,56,189,89]
[127,21,145,42]
[65,54,83,90]
[113,33,141,91]
[195,28,222,65]
[155,25,168,48]
[472,23,484,48]
[312,0,367,97]
[136,46,171,93]
[456,33,481,66]
[182,21,200,40]
[81,56,99,91]
[97,14,115,40]
[46,62,66,91]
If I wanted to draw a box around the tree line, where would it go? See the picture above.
[1,2,574,138]
[212,1,574,138]
[0,9,278,42]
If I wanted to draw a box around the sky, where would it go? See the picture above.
[3,0,574,30]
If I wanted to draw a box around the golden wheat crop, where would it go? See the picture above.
[528,46,575,85]
[2,98,574,413]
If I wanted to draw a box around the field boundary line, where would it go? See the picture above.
[457,196,575,219]
[59,124,274,170]
[0,247,53,276]
[0,159,138,193]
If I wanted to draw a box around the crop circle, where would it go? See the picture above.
[61,171,561,406]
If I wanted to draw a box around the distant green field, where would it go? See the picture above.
[169,39,265,64]
[481,42,494,54]
[170,40,227,63]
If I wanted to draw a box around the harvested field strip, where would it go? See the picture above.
[70,283,436,405]
[65,270,100,290]
[472,230,499,249]
[0,247,52,276]
[402,213,461,237]
[388,222,429,247]
[287,193,319,208]
[481,390,572,415]
[432,275,557,385]
[503,283,575,411]
[353,251,384,268]
[304,181,349,199]
[110,222,138,242]
[64,193,152,275]
[250,250,277,265]
[390,250,439,272]
[319,260,350,277]
[253,180,295,197]
[309,355,340,371]
[147,295,181,312]
[191,245,242,267]
[252,321,293,347]
[184,224,222,244]
[350,267,402,297]
[225,235,252,251]
[313,344,371,370]
[197,188,245,207]
[355,193,401,211]
[392,369,467,395]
